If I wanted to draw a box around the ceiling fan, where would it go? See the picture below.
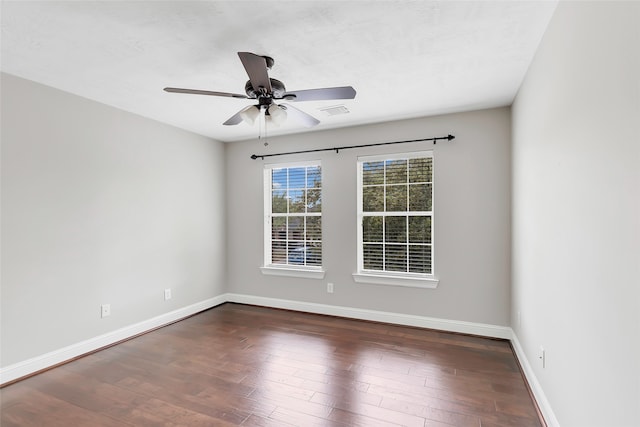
[164,52,356,128]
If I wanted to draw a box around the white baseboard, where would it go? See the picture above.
[0,295,227,386]
[510,331,560,427]
[224,293,512,339]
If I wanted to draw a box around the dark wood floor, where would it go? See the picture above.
[1,303,542,427]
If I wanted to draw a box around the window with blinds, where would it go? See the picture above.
[357,152,433,276]
[264,161,322,268]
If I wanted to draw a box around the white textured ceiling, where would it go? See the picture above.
[1,1,557,142]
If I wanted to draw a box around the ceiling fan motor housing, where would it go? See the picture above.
[245,78,286,99]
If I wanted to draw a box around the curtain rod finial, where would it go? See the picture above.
[448,134,455,141]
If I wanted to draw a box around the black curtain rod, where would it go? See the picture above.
[250,134,455,160]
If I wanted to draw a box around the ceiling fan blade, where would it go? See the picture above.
[280,86,356,102]
[223,109,246,126]
[164,87,248,99]
[280,103,320,128]
[238,52,272,94]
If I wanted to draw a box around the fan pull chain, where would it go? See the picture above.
[257,107,265,146]
[262,107,269,146]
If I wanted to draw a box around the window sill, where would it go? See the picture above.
[352,272,439,289]
[260,266,326,280]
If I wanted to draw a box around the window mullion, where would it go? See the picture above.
[303,167,308,266]
[405,215,409,273]
[405,159,409,273]
[382,161,387,271]
[286,168,290,215]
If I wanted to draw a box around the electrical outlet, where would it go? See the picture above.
[327,282,334,293]
[164,288,172,301]
[539,346,546,368]
[101,304,111,318]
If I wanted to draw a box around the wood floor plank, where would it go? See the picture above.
[379,396,481,427]
[241,413,296,427]
[1,303,543,426]
[327,407,404,427]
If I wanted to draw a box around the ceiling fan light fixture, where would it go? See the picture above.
[267,104,287,126]
[239,105,260,125]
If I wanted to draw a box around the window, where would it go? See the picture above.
[262,161,324,278]
[355,151,438,288]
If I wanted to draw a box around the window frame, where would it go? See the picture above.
[261,160,325,279]
[354,151,439,288]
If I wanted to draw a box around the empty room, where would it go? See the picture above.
[1,1,638,426]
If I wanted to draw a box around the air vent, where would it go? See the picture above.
[319,105,350,116]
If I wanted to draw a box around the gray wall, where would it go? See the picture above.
[226,107,511,326]
[1,73,227,366]
[511,2,640,426]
